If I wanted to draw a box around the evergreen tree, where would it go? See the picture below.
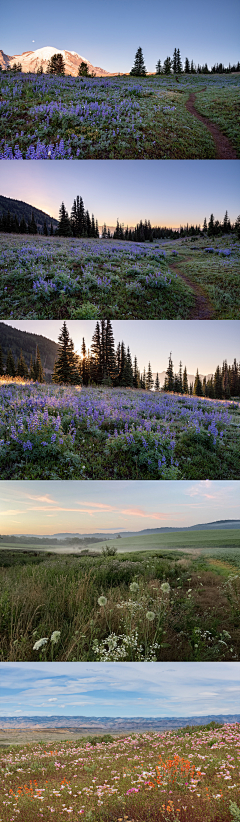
[184,57,190,73]
[17,350,28,379]
[57,202,72,236]
[52,322,81,384]
[119,341,127,384]
[154,372,160,391]
[47,53,65,75]
[43,219,48,236]
[156,59,162,75]
[81,338,88,385]
[163,56,172,74]
[130,47,147,76]
[182,366,188,394]
[5,349,16,377]
[176,48,183,73]
[146,361,154,391]
[208,213,215,236]
[190,60,195,73]
[71,195,85,237]
[78,61,90,77]
[105,320,117,381]
[33,345,44,382]
[0,344,4,375]
[50,222,54,236]
[141,367,146,389]
[133,356,140,389]
[203,217,207,232]
[29,355,35,380]
[164,352,174,391]
[214,365,223,399]
[102,223,107,239]
[19,216,27,233]
[90,322,102,383]
[193,368,203,396]
[172,48,178,73]
[29,211,37,235]
[178,360,183,393]
[122,346,134,386]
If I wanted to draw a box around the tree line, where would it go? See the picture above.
[131,46,240,76]
[1,200,239,241]
[1,324,239,399]
[164,354,240,399]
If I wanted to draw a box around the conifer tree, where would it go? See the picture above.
[105,320,117,382]
[130,47,147,76]
[43,219,48,236]
[163,57,172,74]
[208,213,215,236]
[17,350,28,379]
[165,353,174,391]
[29,211,37,235]
[193,368,203,396]
[33,346,44,382]
[133,356,140,388]
[141,367,146,389]
[90,322,102,383]
[146,361,154,391]
[6,349,16,377]
[156,59,162,75]
[47,53,65,75]
[214,365,223,399]
[50,222,53,236]
[172,48,178,73]
[176,48,183,73]
[81,338,88,385]
[154,372,160,391]
[29,355,35,380]
[184,57,190,73]
[178,361,183,393]
[52,322,80,384]
[78,61,90,77]
[19,216,27,234]
[182,366,188,394]
[57,203,72,236]
[122,347,133,387]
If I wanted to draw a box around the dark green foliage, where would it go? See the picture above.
[184,57,190,73]
[156,59,162,75]
[146,361,154,391]
[163,57,172,74]
[164,352,174,391]
[154,372,160,391]
[0,195,57,235]
[78,61,90,77]
[43,219,48,236]
[28,211,38,235]
[47,53,65,75]
[130,47,146,76]
[193,368,203,396]
[5,349,16,377]
[0,323,57,376]
[0,344,4,375]
[182,366,188,394]
[52,322,81,384]
[57,202,72,237]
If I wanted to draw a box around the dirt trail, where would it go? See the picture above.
[185,87,237,159]
[169,256,215,319]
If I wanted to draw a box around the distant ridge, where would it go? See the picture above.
[3,521,240,542]
[0,322,58,378]
[0,715,239,731]
[0,195,58,234]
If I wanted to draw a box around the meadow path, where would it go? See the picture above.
[169,256,215,319]
[185,87,237,158]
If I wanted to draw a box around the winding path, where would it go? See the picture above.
[169,257,215,320]
[185,87,237,159]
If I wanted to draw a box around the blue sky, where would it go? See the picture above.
[1,480,239,535]
[2,319,239,376]
[2,0,240,71]
[0,161,239,228]
[0,662,240,717]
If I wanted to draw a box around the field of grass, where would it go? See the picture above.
[0,544,239,662]
[0,73,239,159]
[0,234,239,320]
[0,724,240,821]
[1,382,240,480]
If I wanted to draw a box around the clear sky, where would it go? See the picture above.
[0,662,240,717]
[0,161,239,228]
[1,480,239,535]
[2,0,240,71]
[2,319,239,376]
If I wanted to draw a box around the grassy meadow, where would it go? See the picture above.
[0,534,239,662]
[1,382,240,480]
[0,724,240,821]
[0,234,239,320]
[0,73,239,160]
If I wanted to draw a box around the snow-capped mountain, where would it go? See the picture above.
[0,46,112,76]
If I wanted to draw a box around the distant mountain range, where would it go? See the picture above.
[0,322,58,378]
[0,195,58,234]
[0,46,112,76]
[3,522,240,545]
[0,715,239,731]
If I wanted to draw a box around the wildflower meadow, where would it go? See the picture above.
[0,540,239,661]
[0,73,239,160]
[0,381,240,480]
[0,724,240,821]
[1,234,239,320]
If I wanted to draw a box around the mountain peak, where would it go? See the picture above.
[0,45,112,76]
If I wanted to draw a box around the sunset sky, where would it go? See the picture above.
[1,481,239,535]
[0,161,239,228]
[2,0,239,71]
[0,662,240,717]
[2,319,239,376]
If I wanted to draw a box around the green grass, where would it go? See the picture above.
[0,725,239,821]
[194,84,240,155]
[0,543,239,662]
[0,234,239,320]
[1,74,239,160]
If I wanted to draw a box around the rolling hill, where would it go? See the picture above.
[0,195,58,234]
[0,322,58,377]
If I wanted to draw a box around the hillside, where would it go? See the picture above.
[0,322,58,376]
[0,46,112,76]
[0,195,58,233]
[0,715,239,732]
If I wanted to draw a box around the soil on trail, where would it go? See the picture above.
[169,256,215,319]
[185,88,237,159]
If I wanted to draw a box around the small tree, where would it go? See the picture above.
[184,57,190,73]
[5,349,16,377]
[163,57,172,75]
[130,47,146,77]
[78,61,90,77]
[193,369,203,396]
[156,59,162,75]
[146,361,154,391]
[33,346,44,382]
[154,372,160,391]
[52,322,81,384]
[43,219,48,236]
[182,366,188,394]
[47,53,65,75]
[57,202,72,237]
